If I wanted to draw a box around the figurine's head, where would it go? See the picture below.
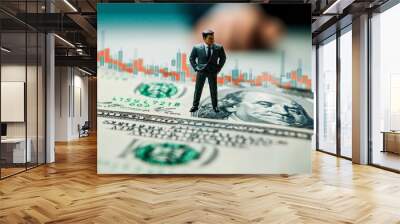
[202,29,215,46]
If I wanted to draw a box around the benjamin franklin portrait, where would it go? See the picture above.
[197,89,313,129]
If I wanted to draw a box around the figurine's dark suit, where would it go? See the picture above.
[189,43,226,109]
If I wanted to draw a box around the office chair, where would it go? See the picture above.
[79,121,90,138]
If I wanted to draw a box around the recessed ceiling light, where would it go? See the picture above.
[78,67,93,76]
[54,34,75,48]
[63,0,78,12]
[1,47,11,53]
[322,0,353,15]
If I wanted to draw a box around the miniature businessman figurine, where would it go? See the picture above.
[189,29,226,113]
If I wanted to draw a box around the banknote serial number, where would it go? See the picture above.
[111,97,181,108]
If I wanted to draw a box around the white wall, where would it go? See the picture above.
[71,73,89,138]
[1,65,41,137]
[55,67,69,141]
[1,65,26,139]
[55,67,89,141]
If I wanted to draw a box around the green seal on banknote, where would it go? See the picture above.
[138,82,178,99]
[134,142,200,166]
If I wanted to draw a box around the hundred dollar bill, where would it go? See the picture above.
[97,109,312,174]
[98,67,314,130]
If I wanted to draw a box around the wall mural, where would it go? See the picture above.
[97,3,313,174]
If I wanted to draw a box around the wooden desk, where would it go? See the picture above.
[1,138,31,163]
[382,131,400,154]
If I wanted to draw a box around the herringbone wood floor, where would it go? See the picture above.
[1,135,400,224]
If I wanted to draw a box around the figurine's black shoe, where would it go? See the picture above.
[190,106,198,112]
[213,107,220,113]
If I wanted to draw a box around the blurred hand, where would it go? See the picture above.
[193,4,285,51]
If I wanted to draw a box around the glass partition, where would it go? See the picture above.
[370,3,400,171]
[1,30,28,177]
[38,32,45,165]
[317,35,337,154]
[0,1,46,179]
[27,30,38,169]
[339,28,352,158]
